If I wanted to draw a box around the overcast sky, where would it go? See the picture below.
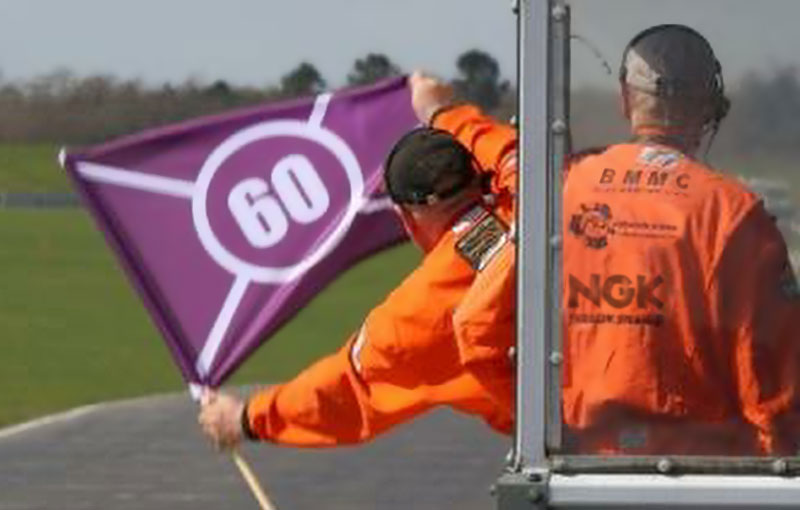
[0,0,797,90]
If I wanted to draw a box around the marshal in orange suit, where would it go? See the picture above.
[198,74,518,450]
[449,25,800,456]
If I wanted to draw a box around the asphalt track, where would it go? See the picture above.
[0,392,509,510]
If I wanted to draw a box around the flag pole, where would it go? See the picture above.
[191,384,278,510]
[231,448,278,510]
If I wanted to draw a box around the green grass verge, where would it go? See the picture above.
[0,209,417,427]
[0,144,69,192]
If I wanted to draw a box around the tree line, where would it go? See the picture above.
[0,50,510,145]
[0,50,798,165]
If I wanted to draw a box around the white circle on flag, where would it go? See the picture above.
[192,120,364,283]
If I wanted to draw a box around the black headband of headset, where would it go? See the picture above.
[619,24,730,125]
[619,24,720,81]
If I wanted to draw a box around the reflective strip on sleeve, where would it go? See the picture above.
[500,153,517,170]
[350,326,368,374]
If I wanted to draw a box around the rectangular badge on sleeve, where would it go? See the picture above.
[455,209,509,271]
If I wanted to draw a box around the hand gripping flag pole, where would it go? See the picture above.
[193,386,277,510]
[60,77,417,505]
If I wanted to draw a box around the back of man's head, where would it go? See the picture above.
[383,127,477,208]
[620,24,729,139]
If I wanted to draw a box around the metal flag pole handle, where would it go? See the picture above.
[231,448,278,510]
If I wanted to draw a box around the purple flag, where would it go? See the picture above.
[60,77,417,387]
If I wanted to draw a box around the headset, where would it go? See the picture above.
[619,24,730,133]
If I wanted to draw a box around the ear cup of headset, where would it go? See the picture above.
[712,67,731,125]
[718,96,731,121]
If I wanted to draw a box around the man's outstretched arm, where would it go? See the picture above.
[410,72,518,196]
[199,329,433,448]
[198,259,492,448]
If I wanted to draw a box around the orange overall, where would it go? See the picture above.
[244,113,517,446]
[440,104,800,456]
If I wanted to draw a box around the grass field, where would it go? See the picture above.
[0,209,417,428]
[0,144,70,192]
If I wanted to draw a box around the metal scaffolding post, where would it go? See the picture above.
[513,0,556,473]
[495,0,562,507]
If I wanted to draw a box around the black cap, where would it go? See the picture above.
[383,127,477,205]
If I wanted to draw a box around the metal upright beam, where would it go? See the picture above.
[514,0,553,471]
[546,0,569,454]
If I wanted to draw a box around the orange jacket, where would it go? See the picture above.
[434,105,518,418]
[440,104,800,456]
[244,120,516,446]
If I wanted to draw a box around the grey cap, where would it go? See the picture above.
[622,25,719,98]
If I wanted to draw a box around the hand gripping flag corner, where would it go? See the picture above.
[61,77,417,387]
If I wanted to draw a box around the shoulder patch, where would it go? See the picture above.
[455,210,509,271]
[349,326,368,375]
